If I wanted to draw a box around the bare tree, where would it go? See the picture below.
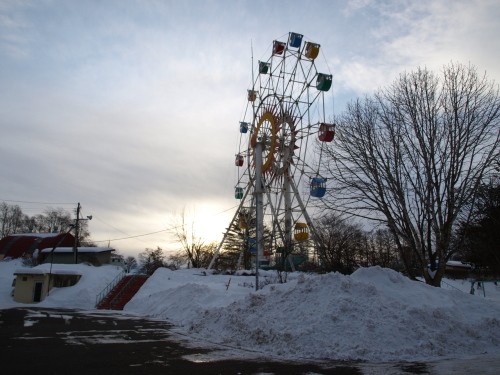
[0,203,26,237]
[323,63,500,286]
[124,256,138,273]
[170,209,216,269]
[138,247,166,275]
[367,229,400,270]
[41,207,72,233]
[166,251,187,270]
[314,213,364,273]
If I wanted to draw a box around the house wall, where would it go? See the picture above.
[13,274,51,303]
[43,251,112,266]
[87,252,112,266]
[45,253,76,264]
[53,274,81,287]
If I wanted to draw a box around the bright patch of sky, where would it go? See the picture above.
[1,0,499,257]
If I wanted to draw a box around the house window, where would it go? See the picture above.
[22,276,28,282]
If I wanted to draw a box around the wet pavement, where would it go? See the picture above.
[0,308,497,374]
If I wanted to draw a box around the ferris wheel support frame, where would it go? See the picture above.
[254,140,264,290]
[207,181,253,270]
[284,170,293,255]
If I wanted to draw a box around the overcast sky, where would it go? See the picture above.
[1,0,499,257]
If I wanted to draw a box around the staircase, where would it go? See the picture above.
[96,274,149,310]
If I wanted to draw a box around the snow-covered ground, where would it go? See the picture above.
[1,258,500,363]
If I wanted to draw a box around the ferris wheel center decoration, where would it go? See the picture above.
[208,32,335,271]
[250,108,278,173]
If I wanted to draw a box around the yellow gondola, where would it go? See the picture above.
[294,222,309,241]
[304,42,320,60]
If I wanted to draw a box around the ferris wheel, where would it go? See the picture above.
[209,32,335,270]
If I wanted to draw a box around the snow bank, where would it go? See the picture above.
[2,258,500,362]
[125,268,267,326]
[126,266,500,362]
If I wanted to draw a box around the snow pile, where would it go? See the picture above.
[125,268,267,326]
[126,266,500,362]
[2,258,500,362]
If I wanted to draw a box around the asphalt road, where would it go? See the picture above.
[0,307,368,375]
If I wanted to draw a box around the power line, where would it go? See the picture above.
[0,199,75,205]
[92,204,240,244]
[93,228,173,243]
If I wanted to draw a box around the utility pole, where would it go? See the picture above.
[73,202,80,264]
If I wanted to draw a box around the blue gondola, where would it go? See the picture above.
[310,177,327,198]
[289,32,303,48]
[248,237,257,253]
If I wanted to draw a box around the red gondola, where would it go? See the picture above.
[235,154,244,167]
[273,40,286,55]
[318,123,335,142]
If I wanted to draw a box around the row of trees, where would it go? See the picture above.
[455,179,500,275]
[313,214,399,274]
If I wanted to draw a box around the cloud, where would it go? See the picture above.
[0,5,32,58]
[1,0,499,255]
[343,0,375,16]
[332,0,500,101]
